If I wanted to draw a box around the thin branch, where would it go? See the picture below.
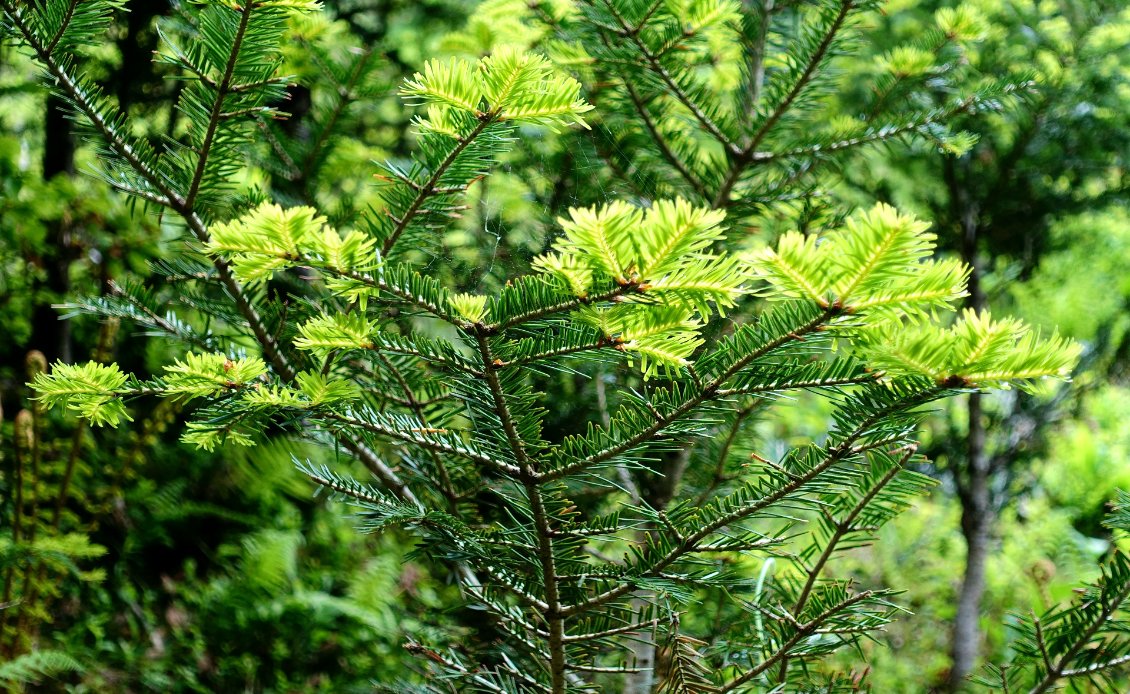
[498,339,614,369]
[714,0,856,207]
[741,0,775,121]
[746,92,988,166]
[743,0,855,155]
[380,116,493,256]
[693,404,756,507]
[544,306,840,481]
[776,445,915,682]
[485,284,640,334]
[183,0,254,210]
[596,0,739,154]
[720,591,878,692]
[1034,616,1054,674]
[560,386,940,618]
[1027,580,1130,694]
[321,411,521,477]
[44,0,79,53]
[714,372,879,398]
[298,46,373,186]
[564,618,661,644]
[376,353,459,506]
[0,0,418,505]
[621,74,709,198]
[404,642,551,694]
[300,260,471,329]
[1060,653,1130,678]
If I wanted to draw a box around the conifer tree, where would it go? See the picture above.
[3,0,1122,690]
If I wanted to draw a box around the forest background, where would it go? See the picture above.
[0,0,1127,691]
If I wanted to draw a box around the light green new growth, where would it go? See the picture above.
[533,198,746,377]
[403,46,593,131]
[207,204,378,286]
[859,308,1080,388]
[29,362,131,427]
[32,197,1079,432]
[162,353,268,399]
[752,203,1076,388]
[750,202,969,316]
[294,315,378,356]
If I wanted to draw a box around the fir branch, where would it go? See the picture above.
[0,2,173,199]
[564,618,661,644]
[748,91,988,165]
[298,46,374,186]
[319,266,468,328]
[594,0,740,154]
[183,1,253,210]
[744,0,855,154]
[2,0,426,505]
[740,0,776,121]
[1026,579,1130,694]
[776,445,916,682]
[380,115,493,257]
[622,80,709,198]
[1060,654,1130,678]
[485,284,640,334]
[545,305,839,481]
[497,339,614,369]
[719,590,881,691]
[44,0,79,54]
[404,642,551,694]
[375,353,458,505]
[714,371,879,397]
[714,0,857,207]
[560,384,941,619]
[691,403,761,507]
[1,2,294,381]
[320,410,522,478]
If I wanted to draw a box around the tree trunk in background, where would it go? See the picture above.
[948,391,991,691]
[627,447,691,693]
[945,157,993,691]
[28,94,76,364]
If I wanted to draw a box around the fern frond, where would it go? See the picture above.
[0,650,82,686]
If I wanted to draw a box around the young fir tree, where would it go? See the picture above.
[4,0,1126,691]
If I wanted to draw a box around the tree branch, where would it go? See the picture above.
[380,116,493,257]
[596,0,739,154]
[776,445,915,682]
[183,1,254,210]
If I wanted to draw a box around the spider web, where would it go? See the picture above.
[431,121,666,296]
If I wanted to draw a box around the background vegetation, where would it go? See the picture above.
[1,0,1127,691]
